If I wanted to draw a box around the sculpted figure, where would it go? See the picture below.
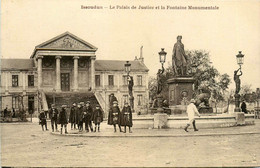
[156,65,165,95]
[127,76,134,97]
[172,35,189,76]
[234,68,242,94]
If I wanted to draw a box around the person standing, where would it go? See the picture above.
[108,101,122,132]
[241,101,248,114]
[78,102,84,132]
[59,105,68,134]
[83,101,94,132]
[12,108,16,118]
[92,104,103,132]
[39,109,48,131]
[69,103,77,130]
[120,102,133,133]
[184,99,201,132]
[49,104,59,132]
[3,106,8,120]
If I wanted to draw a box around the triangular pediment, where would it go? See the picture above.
[36,32,97,50]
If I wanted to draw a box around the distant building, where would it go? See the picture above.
[0,32,149,116]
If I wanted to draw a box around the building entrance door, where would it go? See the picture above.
[28,96,34,115]
[61,73,70,91]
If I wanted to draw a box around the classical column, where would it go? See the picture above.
[22,73,26,94]
[90,57,96,90]
[102,73,105,88]
[37,56,43,89]
[56,56,61,91]
[73,56,79,91]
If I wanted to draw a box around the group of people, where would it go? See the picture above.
[39,101,103,134]
[107,93,133,133]
[39,93,133,134]
[3,106,16,119]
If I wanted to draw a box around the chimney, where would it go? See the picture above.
[139,46,144,63]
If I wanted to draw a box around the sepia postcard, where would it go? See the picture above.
[1,0,260,167]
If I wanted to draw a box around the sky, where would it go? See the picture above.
[1,0,260,91]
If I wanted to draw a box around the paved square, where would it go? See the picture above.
[1,121,260,167]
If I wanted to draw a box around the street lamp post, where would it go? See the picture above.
[234,51,244,112]
[156,48,167,113]
[125,61,134,112]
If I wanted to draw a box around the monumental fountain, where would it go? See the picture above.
[133,36,255,129]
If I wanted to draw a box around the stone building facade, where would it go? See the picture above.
[0,32,149,116]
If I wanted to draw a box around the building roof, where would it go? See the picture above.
[0,59,149,72]
[1,59,34,71]
[95,60,149,72]
[31,31,98,58]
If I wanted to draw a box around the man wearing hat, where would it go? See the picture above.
[83,101,94,132]
[92,104,103,132]
[184,99,201,132]
[59,105,68,134]
[78,102,84,132]
[39,109,48,131]
[48,104,59,132]
[109,93,118,109]
[108,101,122,132]
[69,102,78,130]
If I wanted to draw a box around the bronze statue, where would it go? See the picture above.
[127,76,134,111]
[127,76,134,97]
[156,65,165,94]
[234,68,242,94]
[172,35,189,76]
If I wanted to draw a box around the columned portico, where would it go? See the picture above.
[37,55,43,89]
[73,56,79,91]
[56,56,61,92]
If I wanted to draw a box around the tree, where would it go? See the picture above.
[240,84,253,95]
[210,73,231,112]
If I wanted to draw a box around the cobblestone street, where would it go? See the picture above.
[1,120,260,167]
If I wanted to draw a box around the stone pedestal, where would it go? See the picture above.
[235,112,245,125]
[199,107,214,114]
[154,113,168,129]
[169,105,187,115]
[167,77,195,106]
[234,94,241,112]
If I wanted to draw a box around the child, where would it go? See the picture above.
[108,101,122,132]
[39,110,48,131]
[78,102,84,132]
[92,104,103,132]
[120,102,133,133]
[59,105,68,134]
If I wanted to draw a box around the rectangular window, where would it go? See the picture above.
[12,75,19,87]
[95,75,101,87]
[123,75,128,86]
[108,75,114,86]
[28,75,34,87]
[137,75,142,86]
[12,96,19,109]
[137,95,143,106]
